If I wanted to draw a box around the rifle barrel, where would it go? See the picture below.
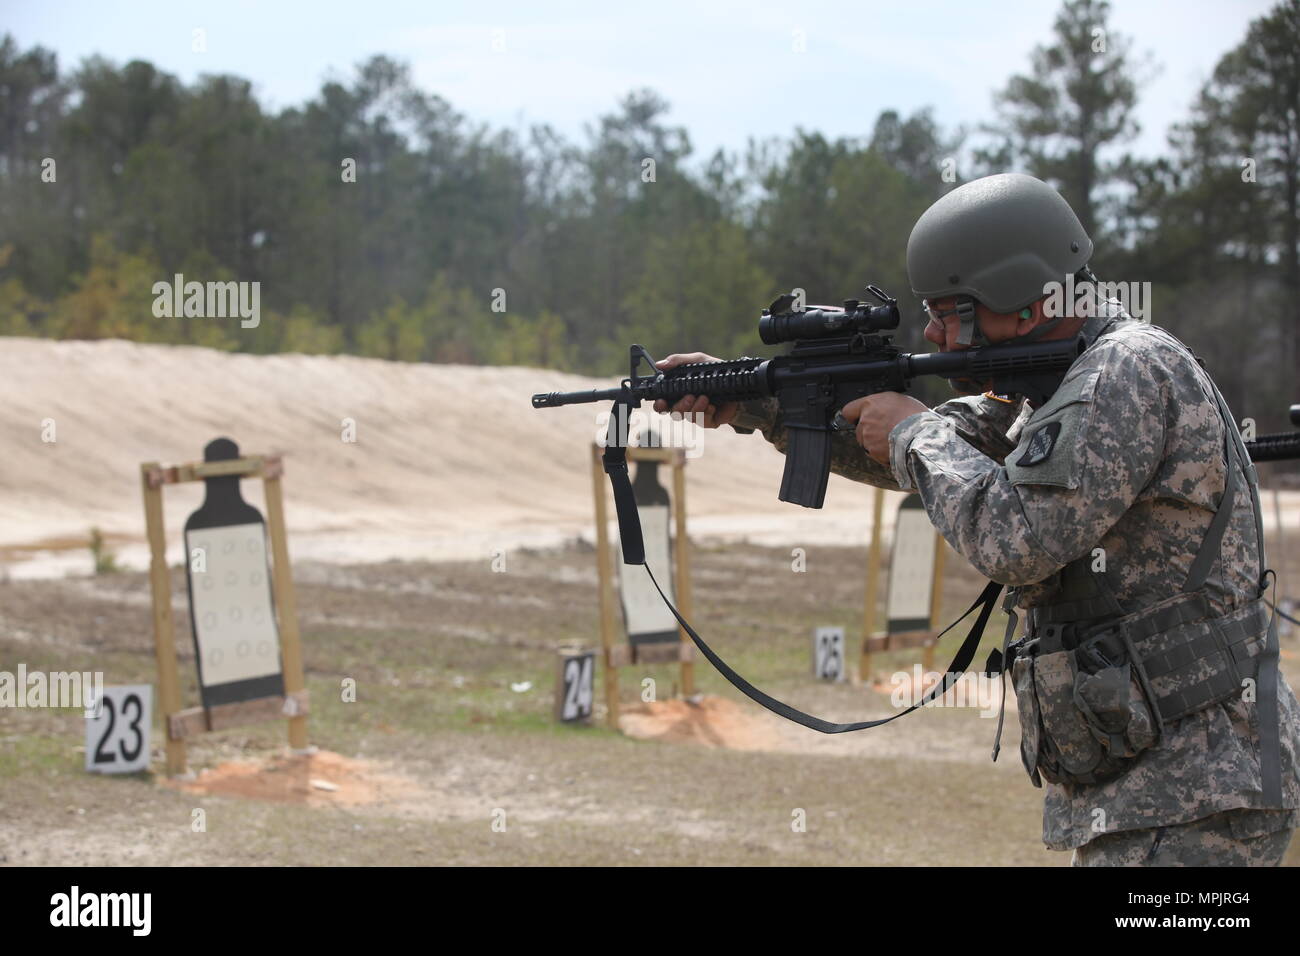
[531,386,627,408]
[1246,432,1300,463]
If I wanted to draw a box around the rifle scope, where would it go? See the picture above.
[759,286,899,346]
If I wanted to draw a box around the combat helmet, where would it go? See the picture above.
[906,173,1092,345]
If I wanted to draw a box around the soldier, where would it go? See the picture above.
[653,173,1300,866]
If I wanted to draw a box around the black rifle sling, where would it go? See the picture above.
[646,566,1003,733]
[601,400,1003,733]
[603,400,644,564]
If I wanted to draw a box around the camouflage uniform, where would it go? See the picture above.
[1072,808,1292,866]
[730,304,1300,864]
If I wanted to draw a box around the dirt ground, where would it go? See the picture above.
[2,539,1298,867]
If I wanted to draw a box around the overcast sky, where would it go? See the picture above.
[3,0,1278,165]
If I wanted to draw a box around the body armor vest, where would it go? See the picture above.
[1000,330,1283,802]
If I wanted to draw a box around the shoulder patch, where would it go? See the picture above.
[1016,421,1061,466]
[1004,370,1098,490]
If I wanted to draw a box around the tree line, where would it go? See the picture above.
[1,0,1296,431]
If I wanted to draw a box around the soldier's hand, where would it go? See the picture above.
[651,353,740,429]
[840,392,930,465]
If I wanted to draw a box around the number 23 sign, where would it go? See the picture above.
[85,685,152,774]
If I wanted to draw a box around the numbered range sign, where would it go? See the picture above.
[813,626,847,682]
[555,649,595,723]
[85,685,152,774]
[184,438,285,708]
[616,460,678,649]
[886,495,938,633]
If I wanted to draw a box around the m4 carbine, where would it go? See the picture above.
[533,285,1084,508]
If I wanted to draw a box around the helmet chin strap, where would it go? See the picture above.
[1011,313,1065,343]
[954,299,986,346]
[961,299,1066,347]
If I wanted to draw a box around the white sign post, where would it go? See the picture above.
[813,626,847,682]
[556,649,596,723]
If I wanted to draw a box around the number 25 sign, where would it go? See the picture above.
[85,685,152,774]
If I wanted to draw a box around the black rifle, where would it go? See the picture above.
[533,285,1084,508]
[530,285,1040,735]
[530,285,1085,737]
[1245,405,1300,462]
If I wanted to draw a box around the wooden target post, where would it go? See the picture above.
[141,440,308,776]
[591,444,695,729]
[859,489,947,684]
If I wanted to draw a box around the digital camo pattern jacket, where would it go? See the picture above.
[728,308,1300,851]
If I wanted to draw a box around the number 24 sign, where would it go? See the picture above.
[85,685,152,774]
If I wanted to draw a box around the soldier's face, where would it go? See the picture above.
[923,298,1024,352]
[924,297,1029,394]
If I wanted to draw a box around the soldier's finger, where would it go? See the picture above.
[840,395,872,421]
[656,353,712,370]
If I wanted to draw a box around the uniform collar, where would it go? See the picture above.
[1080,299,1130,348]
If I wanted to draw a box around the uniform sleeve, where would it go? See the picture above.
[930,392,1026,463]
[728,390,1026,492]
[887,339,1167,586]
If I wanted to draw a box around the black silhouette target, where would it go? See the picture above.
[183,438,285,708]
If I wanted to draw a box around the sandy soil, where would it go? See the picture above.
[160,749,421,808]
[3,337,1298,579]
[0,337,916,578]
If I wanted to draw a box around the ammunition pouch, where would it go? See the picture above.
[1011,593,1268,788]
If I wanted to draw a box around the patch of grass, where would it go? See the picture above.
[0,731,82,779]
[89,527,120,575]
